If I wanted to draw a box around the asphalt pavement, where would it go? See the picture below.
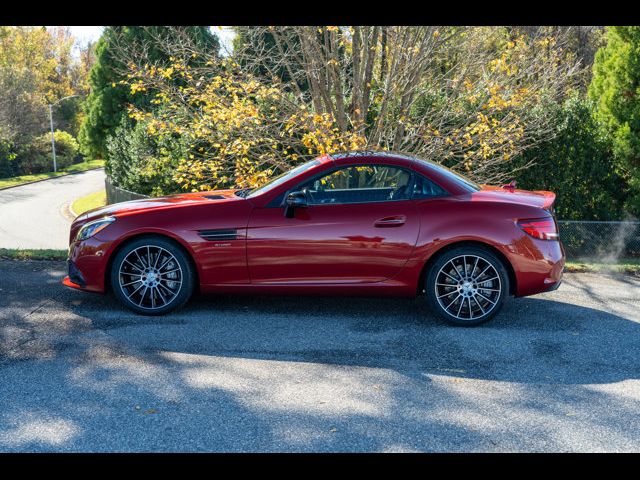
[0,169,105,250]
[1,261,639,452]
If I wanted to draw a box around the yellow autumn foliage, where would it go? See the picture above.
[124,59,374,192]
[116,26,578,191]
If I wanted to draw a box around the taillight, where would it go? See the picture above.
[517,218,558,240]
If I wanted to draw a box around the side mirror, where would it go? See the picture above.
[284,191,308,218]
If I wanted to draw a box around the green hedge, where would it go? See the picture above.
[512,95,629,220]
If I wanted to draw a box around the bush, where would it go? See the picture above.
[0,139,17,178]
[511,94,628,220]
[50,130,81,163]
[106,118,186,196]
[13,130,80,175]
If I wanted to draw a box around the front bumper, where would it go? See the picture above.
[62,275,84,290]
[66,259,86,287]
[61,237,112,293]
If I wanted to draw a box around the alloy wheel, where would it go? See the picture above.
[434,254,502,322]
[117,245,183,310]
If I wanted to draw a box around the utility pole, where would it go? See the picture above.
[48,95,80,173]
[49,104,57,172]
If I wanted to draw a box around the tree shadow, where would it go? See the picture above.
[4,263,639,386]
[2,261,640,451]
[65,285,640,386]
[0,316,491,452]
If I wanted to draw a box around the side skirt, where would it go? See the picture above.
[199,280,416,297]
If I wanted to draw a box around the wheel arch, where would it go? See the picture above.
[417,240,517,296]
[104,232,200,293]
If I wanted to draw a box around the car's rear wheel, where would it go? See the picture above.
[425,246,509,326]
[110,236,195,315]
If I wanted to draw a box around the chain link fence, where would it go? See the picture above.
[558,220,640,260]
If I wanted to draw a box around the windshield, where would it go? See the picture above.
[244,159,321,198]
[413,157,481,192]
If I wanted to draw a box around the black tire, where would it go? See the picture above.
[425,246,510,326]
[110,236,195,315]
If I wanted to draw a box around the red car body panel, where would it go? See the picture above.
[64,152,565,298]
[246,199,420,284]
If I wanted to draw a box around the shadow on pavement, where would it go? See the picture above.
[1,261,640,451]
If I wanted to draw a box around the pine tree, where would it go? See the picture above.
[78,26,219,159]
[589,26,640,214]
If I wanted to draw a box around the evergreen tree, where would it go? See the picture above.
[589,26,640,214]
[79,26,219,159]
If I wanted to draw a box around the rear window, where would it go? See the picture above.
[413,157,481,192]
[412,174,448,198]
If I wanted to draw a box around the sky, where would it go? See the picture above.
[48,26,237,56]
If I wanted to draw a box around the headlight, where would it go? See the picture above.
[76,216,116,241]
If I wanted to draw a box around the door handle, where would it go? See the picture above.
[374,215,406,227]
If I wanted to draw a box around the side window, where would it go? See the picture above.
[299,165,412,205]
[412,174,447,199]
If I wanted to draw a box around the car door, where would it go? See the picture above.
[246,164,420,284]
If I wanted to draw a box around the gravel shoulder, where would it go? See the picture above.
[1,261,639,452]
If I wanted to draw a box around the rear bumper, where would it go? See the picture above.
[510,238,565,297]
[544,277,562,292]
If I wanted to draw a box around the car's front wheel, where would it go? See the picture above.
[110,236,195,315]
[425,246,509,326]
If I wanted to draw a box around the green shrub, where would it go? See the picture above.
[49,130,80,162]
[106,118,186,196]
[0,139,17,178]
[13,130,80,175]
[512,94,628,220]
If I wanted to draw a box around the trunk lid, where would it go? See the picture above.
[472,185,556,210]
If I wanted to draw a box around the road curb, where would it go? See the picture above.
[62,201,77,221]
[0,167,104,192]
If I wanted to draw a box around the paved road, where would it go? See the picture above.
[0,169,105,250]
[1,262,639,452]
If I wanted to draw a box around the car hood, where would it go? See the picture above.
[74,189,241,225]
[472,185,556,210]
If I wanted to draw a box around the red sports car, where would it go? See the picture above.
[64,151,564,326]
